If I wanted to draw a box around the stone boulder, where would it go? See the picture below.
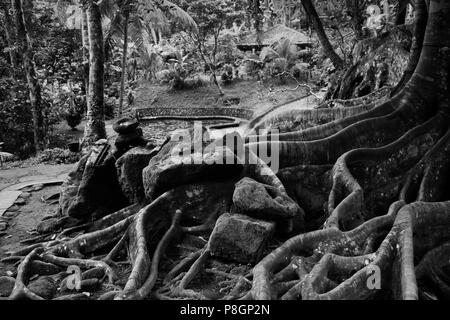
[232,177,304,233]
[0,276,15,297]
[28,276,57,299]
[209,213,275,264]
[143,145,242,199]
[63,140,129,220]
[116,146,158,203]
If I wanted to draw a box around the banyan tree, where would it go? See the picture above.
[3,0,450,300]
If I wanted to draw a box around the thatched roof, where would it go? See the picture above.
[237,24,311,48]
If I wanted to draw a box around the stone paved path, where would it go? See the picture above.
[0,164,73,216]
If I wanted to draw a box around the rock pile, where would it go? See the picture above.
[58,117,154,223]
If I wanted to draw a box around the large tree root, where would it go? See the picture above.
[326,115,446,229]
[250,200,404,300]
[250,198,450,300]
[415,241,450,299]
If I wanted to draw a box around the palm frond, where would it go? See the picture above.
[97,0,118,19]
[260,46,279,63]
[142,0,197,31]
[104,10,124,43]
[271,38,297,62]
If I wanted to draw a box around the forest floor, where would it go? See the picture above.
[133,78,316,112]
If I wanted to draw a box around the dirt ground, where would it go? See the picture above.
[0,183,133,299]
[0,185,61,272]
[133,79,312,113]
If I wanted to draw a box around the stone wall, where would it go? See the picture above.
[135,107,254,121]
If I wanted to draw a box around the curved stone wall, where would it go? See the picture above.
[135,107,254,121]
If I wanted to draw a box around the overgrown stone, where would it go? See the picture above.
[0,276,15,297]
[209,213,275,264]
[143,145,242,199]
[28,276,57,299]
[63,141,129,220]
[232,177,304,233]
[116,146,158,203]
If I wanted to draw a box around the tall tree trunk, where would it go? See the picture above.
[12,0,45,153]
[83,0,106,147]
[81,6,89,96]
[301,0,344,69]
[118,8,129,118]
[1,2,19,70]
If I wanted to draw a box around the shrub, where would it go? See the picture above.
[0,78,35,158]
[33,148,81,165]
[156,50,195,90]
[220,64,234,85]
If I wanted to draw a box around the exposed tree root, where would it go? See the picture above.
[326,115,446,229]
[251,200,404,300]
[115,210,183,299]
[248,93,401,143]
[415,241,450,299]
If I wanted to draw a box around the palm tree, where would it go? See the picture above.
[116,0,130,117]
[82,0,107,146]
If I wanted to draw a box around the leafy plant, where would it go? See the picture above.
[260,38,298,65]
[244,38,300,83]
[32,147,81,165]
[156,49,195,89]
[0,77,36,158]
